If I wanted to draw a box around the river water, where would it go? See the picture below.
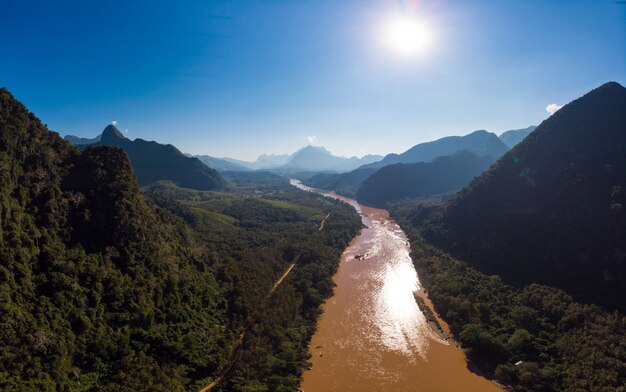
[290,179,500,392]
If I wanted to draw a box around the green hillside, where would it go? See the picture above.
[0,88,360,391]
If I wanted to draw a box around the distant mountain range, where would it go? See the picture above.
[498,125,537,148]
[280,145,382,173]
[65,130,383,176]
[107,125,531,178]
[425,81,626,312]
[190,146,382,174]
[303,128,528,200]
[361,129,508,170]
[197,153,291,171]
[193,155,251,172]
[64,134,101,145]
[66,125,226,190]
[244,153,291,169]
[355,150,496,207]
[65,125,534,192]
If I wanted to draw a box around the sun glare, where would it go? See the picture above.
[381,14,433,58]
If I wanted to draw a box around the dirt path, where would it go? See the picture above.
[318,213,330,231]
[198,332,246,392]
[269,262,296,296]
[198,258,299,392]
[198,212,330,391]
[198,369,226,392]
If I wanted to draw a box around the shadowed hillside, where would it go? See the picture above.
[91,124,226,190]
[356,150,496,207]
[425,81,626,312]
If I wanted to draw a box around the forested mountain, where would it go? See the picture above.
[0,87,228,390]
[425,81,626,312]
[498,126,536,148]
[303,167,378,198]
[0,88,361,391]
[356,150,495,207]
[389,207,626,391]
[64,134,101,145]
[90,125,226,190]
[360,129,508,170]
[193,154,251,172]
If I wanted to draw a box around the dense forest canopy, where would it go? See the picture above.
[390,201,626,392]
[0,88,360,391]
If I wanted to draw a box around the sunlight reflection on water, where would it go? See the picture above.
[293,178,502,392]
[291,178,434,357]
[371,219,430,358]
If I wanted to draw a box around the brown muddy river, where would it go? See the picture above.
[291,179,501,392]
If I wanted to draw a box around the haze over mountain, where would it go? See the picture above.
[192,154,251,172]
[278,145,381,173]
[425,81,626,312]
[498,125,537,148]
[84,125,226,190]
[302,129,514,197]
[361,130,509,170]
[356,150,496,207]
[215,153,290,170]
[190,147,379,174]
[249,153,291,169]
[65,129,382,176]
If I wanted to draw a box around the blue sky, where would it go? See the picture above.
[2,0,625,161]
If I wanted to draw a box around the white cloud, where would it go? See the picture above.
[306,135,317,144]
[546,103,563,116]
[111,120,117,126]
[124,128,129,134]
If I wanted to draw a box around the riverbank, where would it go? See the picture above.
[290,180,501,392]
[389,199,626,391]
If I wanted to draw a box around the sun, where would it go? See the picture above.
[381,14,433,58]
